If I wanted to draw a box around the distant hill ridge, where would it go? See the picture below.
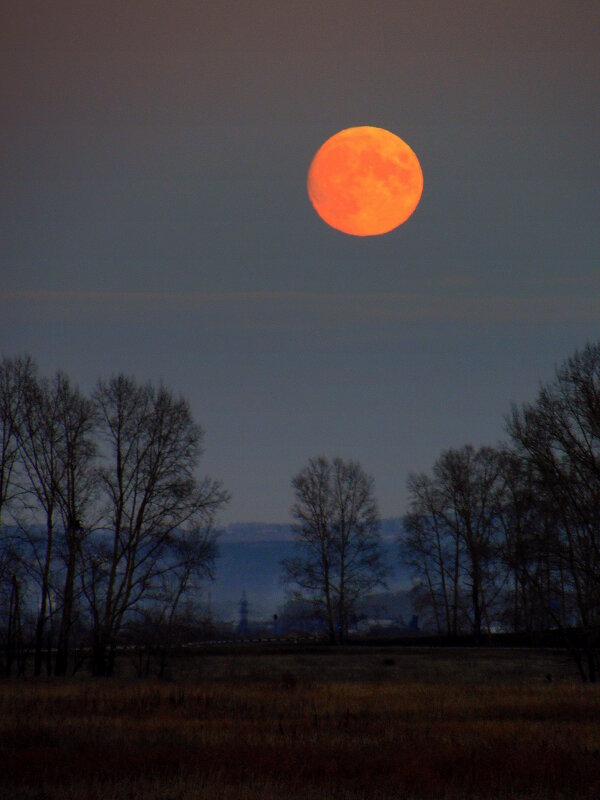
[221,518,403,543]
[209,519,409,620]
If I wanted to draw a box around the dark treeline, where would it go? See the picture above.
[400,342,600,681]
[0,357,229,677]
[1,342,599,681]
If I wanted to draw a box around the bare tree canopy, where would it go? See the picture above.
[508,341,600,680]
[86,374,229,674]
[51,373,97,676]
[0,356,34,527]
[282,456,386,643]
[402,446,502,639]
[0,359,229,677]
[400,341,600,680]
[0,356,36,675]
[14,368,65,675]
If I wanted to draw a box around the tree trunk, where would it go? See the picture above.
[107,643,117,676]
[469,541,483,641]
[34,513,54,676]
[452,534,460,637]
[325,585,335,644]
[434,524,451,637]
[54,535,78,676]
[472,572,482,641]
[5,575,19,676]
[424,567,442,636]
[92,635,108,676]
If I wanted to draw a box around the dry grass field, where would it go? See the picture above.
[1,646,599,799]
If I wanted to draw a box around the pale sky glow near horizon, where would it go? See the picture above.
[2,2,599,523]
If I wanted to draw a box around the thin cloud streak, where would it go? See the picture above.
[1,289,598,329]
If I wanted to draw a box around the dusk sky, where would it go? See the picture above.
[2,1,599,523]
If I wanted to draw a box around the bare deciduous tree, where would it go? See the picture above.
[0,356,33,674]
[0,356,33,526]
[86,375,228,675]
[508,342,600,681]
[434,446,501,639]
[401,446,502,639]
[283,456,386,643]
[15,370,62,675]
[494,447,560,635]
[403,473,459,636]
[52,373,97,676]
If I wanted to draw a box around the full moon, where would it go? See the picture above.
[307,126,423,236]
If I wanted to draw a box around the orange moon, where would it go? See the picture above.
[307,126,423,236]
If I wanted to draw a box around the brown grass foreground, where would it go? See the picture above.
[1,646,599,799]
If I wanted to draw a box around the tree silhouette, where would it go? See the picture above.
[283,456,386,643]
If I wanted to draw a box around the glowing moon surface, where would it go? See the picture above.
[307,126,423,236]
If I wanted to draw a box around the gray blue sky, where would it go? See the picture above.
[2,1,599,522]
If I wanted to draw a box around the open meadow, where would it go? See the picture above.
[1,646,599,799]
